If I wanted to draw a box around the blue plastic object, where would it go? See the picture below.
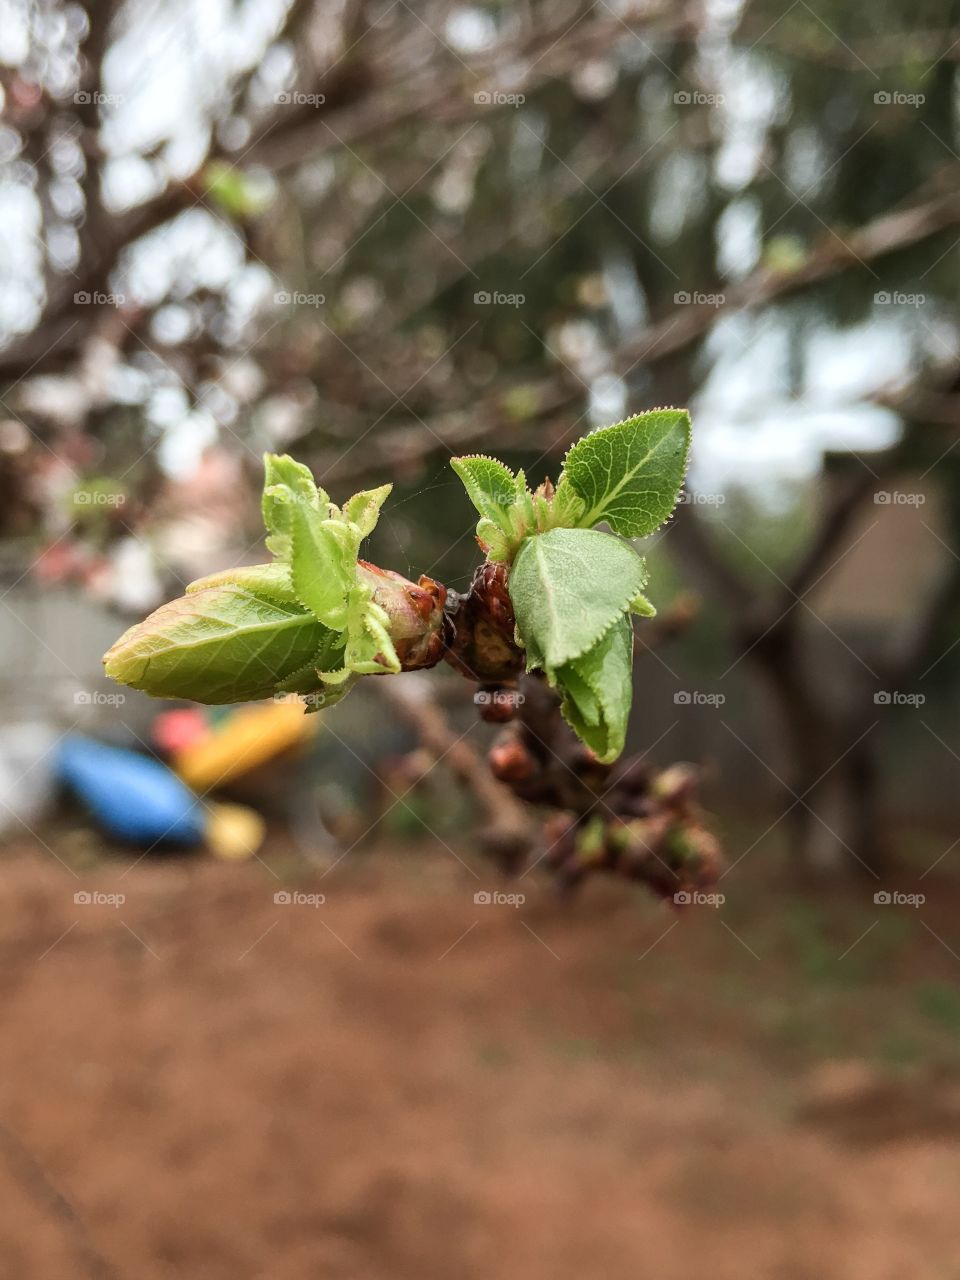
[56,735,205,845]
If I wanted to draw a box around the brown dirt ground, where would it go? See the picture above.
[1,830,960,1280]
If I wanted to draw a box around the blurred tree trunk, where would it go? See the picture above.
[752,624,887,877]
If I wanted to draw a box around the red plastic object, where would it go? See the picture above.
[152,707,211,756]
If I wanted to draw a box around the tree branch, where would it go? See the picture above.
[315,183,960,483]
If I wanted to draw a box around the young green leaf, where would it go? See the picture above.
[560,408,690,537]
[509,527,648,672]
[341,483,392,538]
[263,453,322,506]
[288,500,356,630]
[450,456,519,531]
[320,585,401,683]
[475,517,513,562]
[548,477,586,529]
[554,613,634,764]
[630,591,657,618]
[103,586,333,704]
[274,631,347,694]
[344,593,400,676]
[506,468,536,542]
[262,453,324,559]
[186,561,299,604]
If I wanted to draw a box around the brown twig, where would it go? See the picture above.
[364,553,719,897]
[374,674,535,864]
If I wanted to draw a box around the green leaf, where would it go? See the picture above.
[450,456,554,562]
[102,586,333,704]
[450,456,520,532]
[548,478,586,528]
[509,527,648,672]
[262,453,324,559]
[630,591,657,619]
[274,629,347,693]
[186,561,298,604]
[506,469,535,541]
[345,594,400,676]
[288,500,356,630]
[321,584,400,683]
[341,483,392,538]
[555,614,634,763]
[561,408,691,537]
[262,453,321,510]
[476,517,512,562]
[105,454,413,710]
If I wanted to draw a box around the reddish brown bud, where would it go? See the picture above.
[609,756,650,795]
[668,823,723,887]
[489,735,537,783]
[652,763,698,811]
[444,561,524,683]
[476,682,522,722]
[574,816,608,866]
[542,813,577,865]
[357,562,447,670]
[613,791,654,819]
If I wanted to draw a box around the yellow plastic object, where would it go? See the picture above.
[205,801,267,861]
[174,698,319,792]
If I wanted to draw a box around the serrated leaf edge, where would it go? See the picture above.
[511,534,648,672]
[519,601,625,681]
[559,407,691,537]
